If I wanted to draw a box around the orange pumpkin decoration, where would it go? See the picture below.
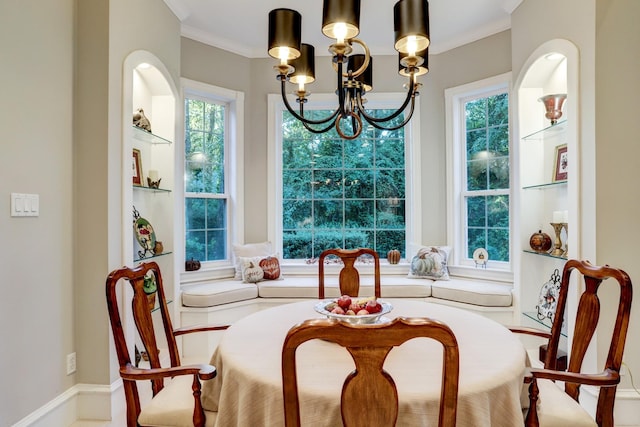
[259,256,281,280]
[387,249,401,264]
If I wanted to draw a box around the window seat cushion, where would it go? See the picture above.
[257,275,433,299]
[182,281,258,308]
[431,278,513,307]
[181,275,513,308]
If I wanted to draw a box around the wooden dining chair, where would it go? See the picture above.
[510,259,633,427]
[282,317,460,427]
[106,261,229,427]
[318,248,381,299]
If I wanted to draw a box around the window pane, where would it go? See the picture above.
[465,195,509,262]
[462,89,510,264]
[185,96,227,263]
[281,108,406,259]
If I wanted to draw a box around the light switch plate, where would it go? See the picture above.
[11,193,39,217]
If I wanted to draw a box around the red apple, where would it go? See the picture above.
[337,295,352,310]
[365,300,382,314]
[349,302,362,312]
[331,306,345,315]
[357,309,369,316]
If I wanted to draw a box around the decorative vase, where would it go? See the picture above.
[146,292,156,311]
[529,230,552,252]
[538,94,567,125]
[387,249,401,264]
[153,240,164,255]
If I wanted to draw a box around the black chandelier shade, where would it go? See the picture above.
[289,43,316,86]
[268,0,429,139]
[394,0,430,54]
[322,0,361,41]
[268,8,302,61]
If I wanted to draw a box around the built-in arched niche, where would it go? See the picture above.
[121,51,178,314]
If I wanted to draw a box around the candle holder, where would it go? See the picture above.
[550,222,565,257]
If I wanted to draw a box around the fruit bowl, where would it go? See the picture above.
[314,298,393,325]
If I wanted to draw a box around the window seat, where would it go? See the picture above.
[181,274,513,308]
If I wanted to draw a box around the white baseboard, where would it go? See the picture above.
[12,380,123,427]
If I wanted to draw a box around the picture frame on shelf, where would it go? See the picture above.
[132,148,143,185]
[552,144,568,182]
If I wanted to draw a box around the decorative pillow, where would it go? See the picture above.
[259,256,281,280]
[238,255,282,283]
[408,246,451,280]
[242,259,264,283]
[232,241,273,280]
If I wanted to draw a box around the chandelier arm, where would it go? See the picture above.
[279,77,337,126]
[360,95,417,131]
[356,76,415,124]
[299,100,339,134]
[337,58,347,116]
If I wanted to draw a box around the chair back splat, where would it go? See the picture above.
[318,248,381,299]
[282,317,460,427]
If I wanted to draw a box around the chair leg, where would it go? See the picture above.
[524,379,540,427]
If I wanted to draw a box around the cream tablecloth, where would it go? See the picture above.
[202,300,526,427]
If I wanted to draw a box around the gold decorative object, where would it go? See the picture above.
[550,222,565,257]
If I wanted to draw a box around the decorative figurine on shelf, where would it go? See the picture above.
[529,230,552,253]
[133,108,152,132]
[153,241,164,255]
[147,177,161,189]
[147,170,161,189]
[143,271,158,311]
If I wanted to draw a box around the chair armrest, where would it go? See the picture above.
[173,324,230,336]
[120,363,217,381]
[508,326,552,339]
[530,367,620,387]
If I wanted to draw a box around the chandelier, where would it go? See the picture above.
[268,0,430,140]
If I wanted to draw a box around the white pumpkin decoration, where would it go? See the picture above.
[243,262,264,283]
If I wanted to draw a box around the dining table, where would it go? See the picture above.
[201,299,527,427]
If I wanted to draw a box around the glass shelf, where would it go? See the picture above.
[135,251,173,263]
[133,184,171,193]
[522,312,567,337]
[522,120,567,141]
[151,299,172,313]
[522,180,567,190]
[523,249,567,260]
[132,126,172,144]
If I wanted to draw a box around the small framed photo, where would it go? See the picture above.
[132,148,143,185]
[553,144,568,182]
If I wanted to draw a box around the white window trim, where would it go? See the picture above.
[267,92,421,274]
[445,72,513,282]
[179,78,244,283]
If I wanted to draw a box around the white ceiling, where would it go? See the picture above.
[164,0,523,58]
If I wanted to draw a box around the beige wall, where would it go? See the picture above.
[595,0,640,386]
[0,0,75,424]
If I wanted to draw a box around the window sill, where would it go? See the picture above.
[447,265,513,284]
[180,264,235,285]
